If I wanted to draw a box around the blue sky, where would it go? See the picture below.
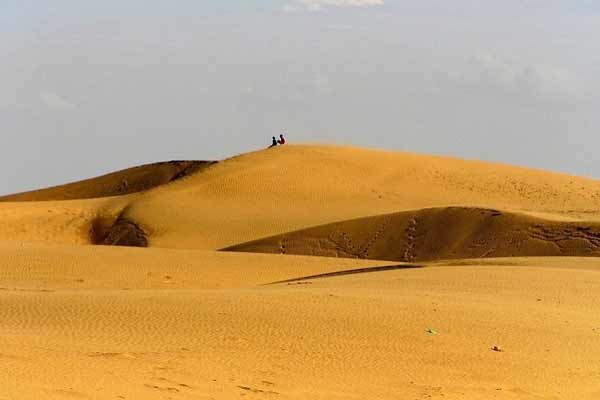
[1,1,600,193]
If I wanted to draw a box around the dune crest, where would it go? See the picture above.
[113,144,600,250]
[225,206,600,261]
[3,144,600,250]
[0,160,214,202]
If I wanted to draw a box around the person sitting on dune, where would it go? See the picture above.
[269,136,278,148]
[277,134,286,145]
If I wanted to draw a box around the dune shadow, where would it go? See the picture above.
[267,263,422,285]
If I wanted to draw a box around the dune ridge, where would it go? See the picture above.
[0,160,214,202]
[225,206,600,261]
[3,145,600,250]
[106,144,600,250]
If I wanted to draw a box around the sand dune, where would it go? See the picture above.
[3,145,600,249]
[108,144,600,250]
[0,160,213,202]
[2,144,600,399]
[227,206,600,261]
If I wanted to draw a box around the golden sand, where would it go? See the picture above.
[1,144,599,399]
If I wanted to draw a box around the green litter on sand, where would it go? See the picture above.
[426,328,438,336]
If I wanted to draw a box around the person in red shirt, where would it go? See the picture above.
[277,134,286,145]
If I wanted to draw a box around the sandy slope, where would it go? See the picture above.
[227,206,600,261]
[124,144,600,250]
[2,144,600,249]
[2,144,600,399]
[0,196,128,245]
[0,161,213,202]
[1,242,600,399]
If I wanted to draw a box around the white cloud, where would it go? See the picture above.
[40,92,76,111]
[447,51,586,101]
[283,0,384,12]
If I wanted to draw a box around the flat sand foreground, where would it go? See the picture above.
[2,145,600,399]
[2,243,600,399]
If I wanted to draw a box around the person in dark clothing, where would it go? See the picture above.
[277,134,286,145]
[269,136,278,148]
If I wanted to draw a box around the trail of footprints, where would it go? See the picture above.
[358,217,391,258]
[527,225,600,253]
[230,207,600,261]
[403,218,418,262]
[327,217,391,259]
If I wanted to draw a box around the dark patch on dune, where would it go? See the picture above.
[78,160,217,247]
[89,216,116,245]
[90,212,147,247]
[101,219,147,247]
[0,160,216,202]
[224,207,600,262]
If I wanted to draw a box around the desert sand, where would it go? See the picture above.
[1,144,600,399]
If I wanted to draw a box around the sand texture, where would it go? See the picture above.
[1,144,600,399]
[226,206,600,261]
[0,161,214,202]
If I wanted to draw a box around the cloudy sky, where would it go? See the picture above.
[2,1,600,193]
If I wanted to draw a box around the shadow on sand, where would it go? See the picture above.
[267,263,422,285]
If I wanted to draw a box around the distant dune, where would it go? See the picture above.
[2,144,600,399]
[0,160,214,201]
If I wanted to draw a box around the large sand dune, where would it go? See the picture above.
[1,144,600,399]
[121,145,600,250]
[3,145,600,249]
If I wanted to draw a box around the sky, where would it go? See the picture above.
[2,0,600,194]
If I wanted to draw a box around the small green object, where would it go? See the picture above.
[426,328,438,335]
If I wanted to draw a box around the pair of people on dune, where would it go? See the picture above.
[270,134,286,148]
